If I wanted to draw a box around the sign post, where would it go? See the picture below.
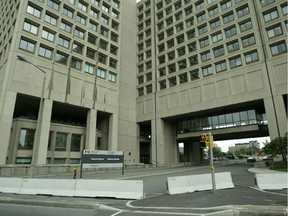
[80,150,124,178]
[208,132,216,193]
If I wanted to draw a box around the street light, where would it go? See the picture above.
[17,55,47,177]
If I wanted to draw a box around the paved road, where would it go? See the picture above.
[0,161,287,216]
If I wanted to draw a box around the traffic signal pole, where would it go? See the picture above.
[209,132,216,193]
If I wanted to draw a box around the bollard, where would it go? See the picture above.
[73,166,77,179]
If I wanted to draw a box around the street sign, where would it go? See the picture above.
[80,150,124,178]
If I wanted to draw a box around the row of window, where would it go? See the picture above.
[26,4,120,48]
[23,19,119,58]
[137,39,287,94]
[19,37,117,83]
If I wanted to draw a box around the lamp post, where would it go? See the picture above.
[17,55,46,177]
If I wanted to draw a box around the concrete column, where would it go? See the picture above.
[191,141,202,165]
[0,91,17,165]
[264,96,286,139]
[34,99,53,164]
[108,113,118,151]
[85,109,97,150]
[151,119,157,166]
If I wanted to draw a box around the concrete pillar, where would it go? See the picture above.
[34,99,53,164]
[151,119,157,166]
[85,109,97,150]
[264,96,286,139]
[191,141,202,165]
[0,91,17,164]
[108,113,118,151]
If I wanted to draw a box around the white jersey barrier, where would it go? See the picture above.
[0,177,144,200]
[74,179,144,199]
[255,173,288,190]
[0,177,23,194]
[167,172,234,195]
[19,179,76,197]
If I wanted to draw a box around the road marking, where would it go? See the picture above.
[110,211,123,216]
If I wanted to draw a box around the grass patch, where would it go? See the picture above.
[270,167,288,172]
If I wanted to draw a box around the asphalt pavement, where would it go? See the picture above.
[0,162,287,216]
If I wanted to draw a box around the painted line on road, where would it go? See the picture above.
[234,183,288,197]
[110,211,124,216]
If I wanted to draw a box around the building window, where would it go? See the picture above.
[179,73,188,84]
[188,42,197,52]
[78,1,87,12]
[112,21,119,31]
[270,41,287,56]
[109,72,117,83]
[74,28,85,39]
[227,40,240,53]
[229,56,242,68]
[102,4,110,13]
[178,59,187,70]
[58,36,70,48]
[239,19,253,32]
[215,61,227,73]
[221,0,232,10]
[146,73,152,81]
[89,21,97,32]
[267,25,283,38]
[63,7,73,18]
[98,53,107,65]
[242,35,256,47]
[198,25,208,35]
[39,45,53,59]
[88,34,97,45]
[23,21,38,35]
[185,6,193,16]
[138,87,144,96]
[245,50,259,64]
[169,76,177,87]
[260,0,275,7]
[281,4,288,15]
[159,67,166,77]
[91,0,99,6]
[213,46,225,57]
[202,65,213,76]
[166,28,174,37]
[55,52,68,65]
[18,129,35,150]
[263,9,279,22]
[197,12,206,22]
[223,12,234,24]
[168,63,176,73]
[100,15,109,25]
[86,48,96,59]
[26,5,41,18]
[139,76,144,85]
[212,32,223,43]
[189,55,198,65]
[47,0,59,11]
[90,8,98,18]
[55,133,67,151]
[159,80,166,90]
[71,58,82,70]
[225,26,237,37]
[190,69,200,80]
[110,45,118,55]
[60,21,72,33]
[201,51,211,62]
[97,67,106,78]
[44,13,57,26]
[19,38,36,53]
[109,58,117,68]
[146,85,152,94]
[175,12,183,21]
[71,134,81,152]
[199,37,209,48]
[177,47,186,56]
[236,5,249,18]
[85,63,95,74]
[209,6,219,17]
[196,1,204,10]
[210,19,220,29]
[76,14,86,25]
[41,29,55,42]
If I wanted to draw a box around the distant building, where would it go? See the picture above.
[229,141,260,153]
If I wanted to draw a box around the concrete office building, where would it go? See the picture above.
[0,0,287,167]
[0,0,138,166]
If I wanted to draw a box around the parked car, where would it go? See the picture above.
[247,157,256,163]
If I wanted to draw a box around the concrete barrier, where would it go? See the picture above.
[255,173,288,190]
[19,179,76,197]
[0,177,23,193]
[167,172,234,195]
[74,179,144,199]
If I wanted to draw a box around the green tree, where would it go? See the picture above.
[212,145,223,158]
[263,134,287,161]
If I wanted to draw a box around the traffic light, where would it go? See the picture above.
[200,134,214,148]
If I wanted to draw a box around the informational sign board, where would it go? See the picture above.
[80,150,124,178]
